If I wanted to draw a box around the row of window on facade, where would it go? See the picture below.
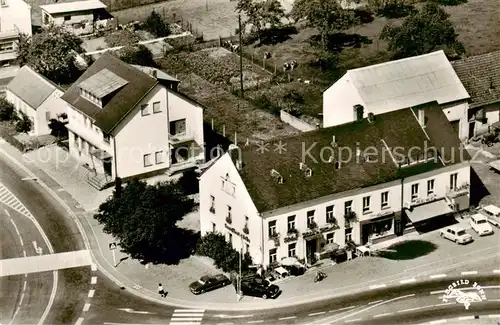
[267,232,338,263]
[140,101,161,116]
[0,41,14,53]
[143,151,166,167]
[209,173,459,243]
[226,231,250,254]
[72,111,111,143]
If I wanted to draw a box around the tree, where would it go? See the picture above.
[15,111,32,134]
[0,96,15,121]
[290,0,358,49]
[143,10,171,37]
[17,24,84,84]
[48,119,68,138]
[380,2,465,59]
[118,45,156,67]
[236,0,286,43]
[196,232,253,273]
[94,179,195,263]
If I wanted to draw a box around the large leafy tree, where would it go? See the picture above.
[17,24,84,84]
[236,0,286,42]
[290,0,358,49]
[94,179,195,263]
[380,1,465,59]
[143,10,171,37]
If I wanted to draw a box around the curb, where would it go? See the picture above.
[1,144,500,312]
[419,314,500,324]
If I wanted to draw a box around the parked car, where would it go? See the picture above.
[241,278,281,299]
[189,274,231,295]
[440,226,473,244]
[469,214,494,236]
[283,264,306,276]
[481,204,500,228]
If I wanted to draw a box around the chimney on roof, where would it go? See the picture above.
[418,108,425,127]
[354,104,364,121]
[331,135,337,147]
[367,112,375,123]
[228,144,242,170]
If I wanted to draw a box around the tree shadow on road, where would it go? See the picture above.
[376,240,438,260]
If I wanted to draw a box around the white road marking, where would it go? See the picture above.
[461,271,478,275]
[400,278,416,284]
[9,217,21,236]
[248,321,264,324]
[368,300,384,305]
[22,250,26,257]
[309,311,326,316]
[18,292,25,306]
[430,274,447,279]
[434,302,454,307]
[117,308,154,315]
[369,284,387,289]
[56,188,65,192]
[170,323,202,325]
[83,303,91,312]
[493,270,500,273]
[278,316,296,320]
[373,313,392,318]
[75,317,84,325]
[489,315,500,318]
[88,289,95,298]
[344,318,363,323]
[214,314,253,318]
[217,323,234,325]
[91,276,97,284]
[458,316,474,320]
[330,306,356,313]
[22,281,27,291]
[429,320,447,324]
[91,263,97,271]
[306,294,415,325]
[19,237,23,246]
[398,307,423,313]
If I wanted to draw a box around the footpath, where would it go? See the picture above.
[1,141,500,311]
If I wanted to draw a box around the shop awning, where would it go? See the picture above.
[405,199,453,223]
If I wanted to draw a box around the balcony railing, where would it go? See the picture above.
[446,182,470,199]
[169,132,195,145]
[284,228,299,243]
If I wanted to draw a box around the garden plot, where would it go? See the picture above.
[165,47,272,90]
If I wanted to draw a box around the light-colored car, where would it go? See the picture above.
[469,214,494,236]
[440,226,473,244]
[481,204,500,228]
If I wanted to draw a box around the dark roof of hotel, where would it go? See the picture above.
[234,102,469,212]
[451,51,500,109]
[60,52,157,134]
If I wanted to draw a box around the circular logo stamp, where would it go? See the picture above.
[442,279,487,310]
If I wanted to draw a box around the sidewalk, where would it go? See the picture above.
[1,140,499,311]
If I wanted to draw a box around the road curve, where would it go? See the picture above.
[0,155,91,324]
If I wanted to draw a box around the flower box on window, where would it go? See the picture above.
[284,230,299,243]
[209,207,215,214]
[243,225,249,234]
[308,220,318,230]
[225,216,232,224]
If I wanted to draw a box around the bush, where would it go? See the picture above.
[119,45,156,67]
[105,30,140,47]
[376,2,416,18]
[143,10,171,37]
[434,0,467,5]
[251,94,281,115]
[196,232,253,273]
[15,111,32,134]
[0,97,15,121]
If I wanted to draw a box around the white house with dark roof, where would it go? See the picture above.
[0,0,32,63]
[200,102,470,268]
[60,53,205,189]
[323,50,471,140]
[451,50,500,137]
[40,0,112,35]
[5,66,65,135]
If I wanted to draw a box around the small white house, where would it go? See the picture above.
[40,0,113,36]
[0,0,32,64]
[451,50,500,137]
[60,53,205,189]
[200,102,470,268]
[5,66,65,136]
[322,50,471,140]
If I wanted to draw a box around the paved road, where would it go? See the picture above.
[0,155,91,324]
[78,274,500,325]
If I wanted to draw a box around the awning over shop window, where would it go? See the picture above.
[405,199,453,224]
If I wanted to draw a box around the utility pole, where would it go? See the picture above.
[238,14,244,98]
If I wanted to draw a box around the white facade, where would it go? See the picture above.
[66,84,205,181]
[0,0,32,62]
[200,153,471,268]
[6,88,65,136]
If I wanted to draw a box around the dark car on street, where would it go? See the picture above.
[283,264,306,276]
[241,278,281,299]
[189,274,231,295]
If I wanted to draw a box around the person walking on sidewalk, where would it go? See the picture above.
[158,283,167,297]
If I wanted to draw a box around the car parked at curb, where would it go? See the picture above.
[440,225,473,244]
[480,204,500,228]
[241,278,281,299]
[469,214,494,236]
[189,274,231,295]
